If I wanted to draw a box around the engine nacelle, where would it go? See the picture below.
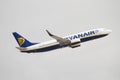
[70,38,81,48]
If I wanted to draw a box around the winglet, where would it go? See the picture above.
[46,30,54,36]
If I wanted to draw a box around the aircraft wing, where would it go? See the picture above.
[46,30,71,46]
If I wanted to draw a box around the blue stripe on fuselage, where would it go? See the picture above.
[22,44,61,53]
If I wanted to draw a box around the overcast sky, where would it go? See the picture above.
[0,0,120,80]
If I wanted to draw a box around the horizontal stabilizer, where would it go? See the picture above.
[16,47,27,51]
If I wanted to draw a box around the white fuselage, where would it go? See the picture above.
[22,28,111,52]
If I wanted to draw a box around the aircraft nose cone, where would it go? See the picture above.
[106,30,112,34]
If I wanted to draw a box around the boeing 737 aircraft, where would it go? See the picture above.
[12,28,111,53]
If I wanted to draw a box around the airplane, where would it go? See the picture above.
[12,28,112,53]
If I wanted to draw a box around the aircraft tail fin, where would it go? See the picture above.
[12,32,38,47]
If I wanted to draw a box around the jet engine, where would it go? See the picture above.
[70,38,81,48]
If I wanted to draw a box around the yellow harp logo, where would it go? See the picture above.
[18,38,25,46]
